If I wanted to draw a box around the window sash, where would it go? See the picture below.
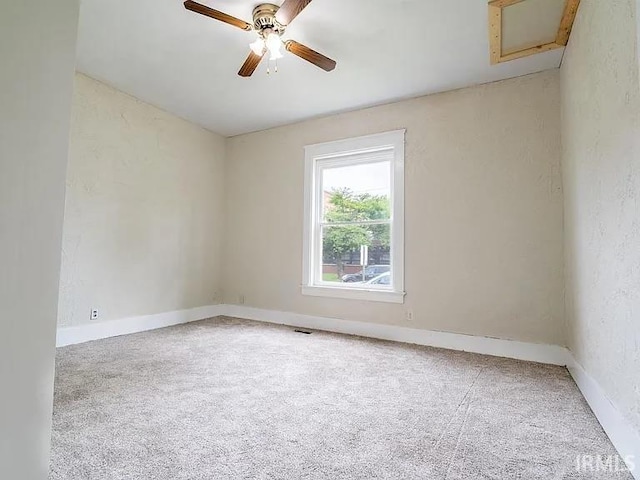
[319,219,391,227]
[315,222,393,289]
[316,156,393,223]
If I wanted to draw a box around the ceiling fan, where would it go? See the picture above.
[183,0,337,77]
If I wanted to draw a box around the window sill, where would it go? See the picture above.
[301,285,405,304]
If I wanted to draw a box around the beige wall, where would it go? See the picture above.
[561,0,640,435]
[58,74,226,327]
[224,70,565,345]
[0,0,79,477]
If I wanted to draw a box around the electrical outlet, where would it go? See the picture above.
[405,310,414,322]
[90,309,99,320]
[239,294,245,305]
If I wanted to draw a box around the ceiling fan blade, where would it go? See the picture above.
[284,40,336,72]
[184,0,252,31]
[275,0,313,25]
[238,51,264,77]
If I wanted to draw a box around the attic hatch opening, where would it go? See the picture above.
[488,0,580,64]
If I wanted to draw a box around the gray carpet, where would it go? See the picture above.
[50,317,632,479]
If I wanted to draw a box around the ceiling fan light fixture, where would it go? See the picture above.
[265,32,283,60]
[250,38,266,56]
[269,49,283,61]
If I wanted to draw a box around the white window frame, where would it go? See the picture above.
[302,130,405,304]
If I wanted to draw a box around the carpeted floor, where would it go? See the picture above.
[50,317,632,479]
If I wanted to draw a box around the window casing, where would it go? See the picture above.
[302,130,405,304]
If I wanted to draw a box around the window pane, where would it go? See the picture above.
[321,224,391,286]
[322,161,391,223]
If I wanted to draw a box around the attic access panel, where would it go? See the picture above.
[489,0,580,64]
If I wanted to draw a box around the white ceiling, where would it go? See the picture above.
[76,0,564,137]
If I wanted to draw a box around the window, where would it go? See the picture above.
[302,130,405,303]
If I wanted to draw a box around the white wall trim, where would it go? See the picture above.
[56,304,225,347]
[567,359,640,479]
[222,304,570,365]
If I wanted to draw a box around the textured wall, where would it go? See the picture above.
[0,1,79,477]
[224,70,565,345]
[58,74,226,327]
[561,0,640,434]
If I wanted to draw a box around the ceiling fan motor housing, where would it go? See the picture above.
[252,3,285,37]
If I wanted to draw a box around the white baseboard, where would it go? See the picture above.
[222,304,571,365]
[57,303,570,364]
[567,360,640,479]
[56,304,225,347]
